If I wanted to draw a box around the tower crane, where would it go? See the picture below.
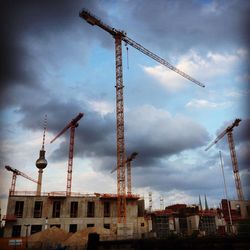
[5,165,38,196]
[50,112,84,196]
[111,152,138,195]
[79,9,205,224]
[205,118,244,200]
[126,152,138,196]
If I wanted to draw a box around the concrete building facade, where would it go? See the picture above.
[3,192,149,239]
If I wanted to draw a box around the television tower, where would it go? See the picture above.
[36,115,48,196]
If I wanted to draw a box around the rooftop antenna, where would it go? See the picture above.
[42,114,47,150]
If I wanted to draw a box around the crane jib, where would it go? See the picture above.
[79,8,205,88]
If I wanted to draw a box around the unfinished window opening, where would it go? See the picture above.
[33,201,43,218]
[87,224,95,228]
[87,201,95,217]
[104,202,110,217]
[12,225,21,237]
[14,201,24,218]
[104,223,110,229]
[69,224,77,233]
[31,225,42,235]
[70,202,78,218]
[52,201,61,218]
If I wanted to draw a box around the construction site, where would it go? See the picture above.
[1,6,250,250]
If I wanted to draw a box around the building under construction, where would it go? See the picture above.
[2,113,149,239]
[3,192,148,238]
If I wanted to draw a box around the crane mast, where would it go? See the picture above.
[205,119,244,200]
[79,8,205,224]
[50,113,84,196]
[5,165,38,196]
[126,152,138,196]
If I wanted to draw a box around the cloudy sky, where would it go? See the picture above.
[0,0,249,216]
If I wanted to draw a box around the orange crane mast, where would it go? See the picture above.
[50,113,84,196]
[5,165,38,196]
[79,9,205,224]
[205,118,244,201]
[111,152,138,196]
[126,152,138,196]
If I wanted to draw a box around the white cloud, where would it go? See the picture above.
[143,49,244,91]
[143,65,186,91]
[201,1,224,15]
[88,100,114,116]
[186,99,231,109]
[226,89,250,98]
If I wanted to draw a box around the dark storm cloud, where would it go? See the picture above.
[125,106,209,167]
[2,0,250,110]
[233,118,250,142]
[17,96,209,176]
[17,98,116,158]
[124,0,250,55]
[0,0,111,109]
[133,157,225,193]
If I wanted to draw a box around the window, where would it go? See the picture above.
[87,202,95,217]
[14,201,24,218]
[104,224,110,229]
[246,205,250,217]
[104,202,110,217]
[50,224,61,228]
[69,224,77,233]
[31,225,42,235]
[52,201,61,218]
[87,224,95,228]
[70,202,78,218]
[33,201,43,218]
[141,223,145,227]
[12,225,21,237]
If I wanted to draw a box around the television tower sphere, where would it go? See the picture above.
[36,149,47,169]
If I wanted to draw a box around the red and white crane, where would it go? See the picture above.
[5,165,38,196]
[50,112,84,196]
[79,9,205,223]
[205,118,244,201]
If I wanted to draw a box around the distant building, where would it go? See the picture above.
[150,210,174,238]
[221,199,250,234]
